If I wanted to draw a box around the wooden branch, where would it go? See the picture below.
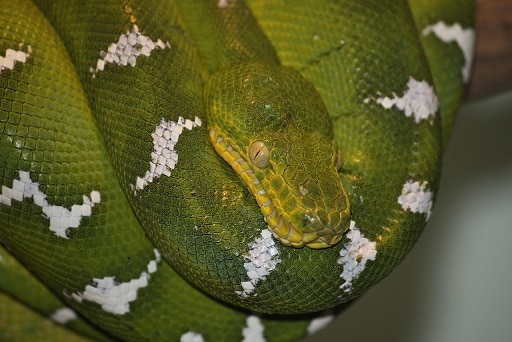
[466,0,512,100]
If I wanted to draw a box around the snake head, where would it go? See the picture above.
[206,62,350,248]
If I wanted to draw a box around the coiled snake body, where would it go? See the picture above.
[0,0,474,340]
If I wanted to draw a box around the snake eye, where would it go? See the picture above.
[249,140,270,169]
[336,149,344,171]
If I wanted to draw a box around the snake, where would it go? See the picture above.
[0,0,475,341]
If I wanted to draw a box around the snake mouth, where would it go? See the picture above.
[267,214,343,249]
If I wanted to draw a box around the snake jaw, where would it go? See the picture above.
[267,213,344,248]
[266,215,343,248]
[256,189,346,249]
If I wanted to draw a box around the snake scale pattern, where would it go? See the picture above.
[0,0,474,341]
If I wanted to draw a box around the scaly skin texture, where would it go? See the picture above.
[206,62,350,248]
[0,0,474,340]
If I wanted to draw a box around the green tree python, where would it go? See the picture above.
[0,0,475,340]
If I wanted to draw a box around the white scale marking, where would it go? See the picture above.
[236,229,281,298]
[307,313,334,335]
[180,331,204,342]
[370,77,439,123]
[422,21,475,83]
[50,307,77,325]
[398,179,434,221]
[0,45,31,74]
[71,249,161,315]
[134,116,202,193]
[0,171,100,238]
[242,315,265,342]
[338,220,377,293]
[90,24,170,77]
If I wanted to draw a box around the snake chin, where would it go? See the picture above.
[267,214,343,249]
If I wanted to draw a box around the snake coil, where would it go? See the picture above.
[0,0,474,340]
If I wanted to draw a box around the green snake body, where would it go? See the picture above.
[0,0,474,340]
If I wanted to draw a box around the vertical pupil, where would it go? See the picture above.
[250,141,269,168]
